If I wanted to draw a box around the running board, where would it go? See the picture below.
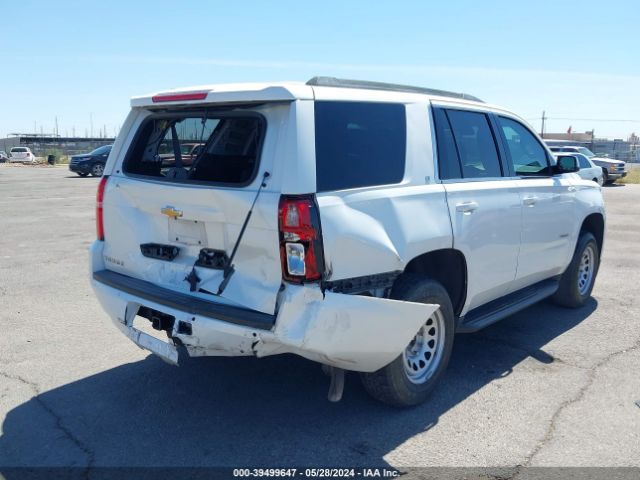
[457,278,560,333]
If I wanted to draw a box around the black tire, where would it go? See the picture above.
[552,232,599,308]
[360,274,455,407]
[91,163,105,177]
[602,169,611,185]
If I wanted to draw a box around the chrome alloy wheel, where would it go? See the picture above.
[578,244,596,296]
[403,309,446,384]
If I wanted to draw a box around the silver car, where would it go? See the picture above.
[567,152,604,185]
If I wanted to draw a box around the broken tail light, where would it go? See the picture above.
[278,195,325,283]
[96,175,109,240]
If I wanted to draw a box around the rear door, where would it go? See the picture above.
[574,153,595,181]
[433,106,522,312]
[101,104,288,315]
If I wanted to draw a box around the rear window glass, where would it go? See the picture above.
[445,110,502,178]
[11,147,28,153]
[124,113,264,185]
[315,101,406,192]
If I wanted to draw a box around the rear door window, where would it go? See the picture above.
[497,116,550,176]
[314,101,406,192]
[432,108,462,180]
[445,109,502,179]
[124,113,265,186]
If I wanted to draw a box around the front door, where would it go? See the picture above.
[494,115,576,289]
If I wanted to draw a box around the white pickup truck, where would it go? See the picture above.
[90,77,605,406]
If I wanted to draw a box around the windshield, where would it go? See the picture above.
[577,147,595,157]
[89,145,112,155]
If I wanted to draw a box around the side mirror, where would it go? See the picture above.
[555,155,579,174]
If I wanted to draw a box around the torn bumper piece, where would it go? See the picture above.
[91,270,438,373]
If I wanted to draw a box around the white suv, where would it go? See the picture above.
[90,77,605,406]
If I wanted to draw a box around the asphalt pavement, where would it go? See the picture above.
[0,165,638,474]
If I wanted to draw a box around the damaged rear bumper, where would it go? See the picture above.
[91,254,437,373]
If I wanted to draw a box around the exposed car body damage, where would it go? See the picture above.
[92,240,437,372]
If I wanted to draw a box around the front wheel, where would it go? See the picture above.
[360,275,455,407]
[552,232,600,308]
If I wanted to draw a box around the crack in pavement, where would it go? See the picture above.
[0,370,95,478]
[517,338,640,472]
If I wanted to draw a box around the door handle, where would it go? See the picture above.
[523,196,538,206]
[455,201,479,214]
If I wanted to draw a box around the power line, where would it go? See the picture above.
[527,117,640,123]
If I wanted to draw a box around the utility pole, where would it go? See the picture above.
[90,113,93,138]
[541,110,546,138]
[55,116,59,137]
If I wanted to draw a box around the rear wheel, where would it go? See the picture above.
[360,275,455,407]
[91,163,105,177]
[552,232,599,308]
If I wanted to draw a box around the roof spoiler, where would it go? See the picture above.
[306,76,483,103]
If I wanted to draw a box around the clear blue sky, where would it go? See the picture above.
[1,0,639,139]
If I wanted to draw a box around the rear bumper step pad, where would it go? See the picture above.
[93,269,275,330]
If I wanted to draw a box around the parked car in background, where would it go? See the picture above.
[90,78,605,407]
[9,147,36,163]
[558,152,603,185]
[159,142,205,168]
[548,145,626,184]
[0,151,8,162]
[69,145,112,177]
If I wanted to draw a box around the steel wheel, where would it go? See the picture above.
[577,244,595,296]
[402,309,446,385]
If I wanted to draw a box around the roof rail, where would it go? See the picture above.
[306,76,483,103]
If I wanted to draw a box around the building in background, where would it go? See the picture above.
[543,130,639,162]
[0,134,115,158]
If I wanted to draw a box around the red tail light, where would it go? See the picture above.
[96,175,109,240]
[278,195,325,283]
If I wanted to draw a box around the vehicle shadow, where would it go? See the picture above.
[0,299,597,469]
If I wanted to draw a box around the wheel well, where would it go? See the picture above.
[580,213,605,254]
[403,249,467,316]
